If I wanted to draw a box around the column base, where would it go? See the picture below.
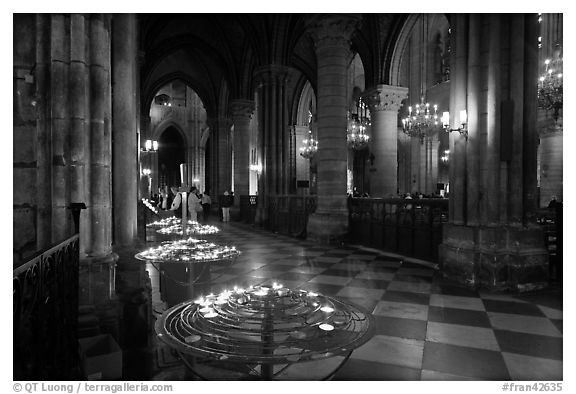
[439,224,549,292]
[306,212,348,244]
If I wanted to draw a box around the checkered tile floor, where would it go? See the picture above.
[145,221,563,381]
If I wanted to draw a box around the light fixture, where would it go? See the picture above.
[249,163,262,174]
[402,99,441,140]
[347,98,370,150]
[441,150,450,163]
[142,139,158,152]
[299,129,318,159]
[442,110,468,139]
[538,47,563,122]
[402,14,442,141]
[142,168,151,176]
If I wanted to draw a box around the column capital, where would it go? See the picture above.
[305,14,362,50]
[253,64,290,87]
[206,117,232,131]
[363,84,408,113]
[230,99,255,121]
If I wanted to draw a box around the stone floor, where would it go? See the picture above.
[122,219,563,381]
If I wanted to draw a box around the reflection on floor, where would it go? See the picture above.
[130,220,562,381]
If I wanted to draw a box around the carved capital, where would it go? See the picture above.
[253,64,290,88]
[230,99,255,121]
[206,117,232,132]
[306,14,362,51]
[363,84,408,113]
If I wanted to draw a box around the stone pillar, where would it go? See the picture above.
[363,84,408,197]
[538,123,563,207]
[430,137,440,194]
[112,13,139,247]
[50,14,72,243]
[253,65,290,224]
[439,14,548,292]
[230,99,255,202]
[209,117,232,197]
[84,15,114,261]
[305,15,361,242]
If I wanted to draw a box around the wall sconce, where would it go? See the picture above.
[249,163,262,174]
[442,110,468,139]
[441,150,450,163]
[142,139,158,152]
[142,168,151,176]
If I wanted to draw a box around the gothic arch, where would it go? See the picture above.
[388,14,420,86]
[153,119,189,149]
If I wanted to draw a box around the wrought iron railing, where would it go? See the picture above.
[348,198,448,262]
[536,204,563,282]
[239,195,259,224]
[13,234,80,380]
[266,195,317,238]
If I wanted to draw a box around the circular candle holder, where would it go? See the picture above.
[135,237,238,263]
[156,223,220,236]
[155,285,374,380]
[135,237,240,289]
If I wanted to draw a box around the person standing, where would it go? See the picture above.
[158,186,168,210]
[221,191,233,222]
[201,191,212,222]
[169,186,182,218]
[187,186,202,223]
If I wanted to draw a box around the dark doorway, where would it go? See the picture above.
[158,126,186,188]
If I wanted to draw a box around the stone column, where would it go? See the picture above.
[538,122,563,206]
[439,14,548,292]
[112,14,139,247]
[86,15,114,260]
[253,65,290,224]
[210,117,232,197]
[363,84,408,197]
[230,99,255,201]
[50,14,72,243]
[430,137,440,194]
[305,15,361,242]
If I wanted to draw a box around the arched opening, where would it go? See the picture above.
[158,126,186,188]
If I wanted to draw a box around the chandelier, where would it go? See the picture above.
[299,129,318,159]
[402,98,441,140]
[347,98,371,150]
[538,51,563,122]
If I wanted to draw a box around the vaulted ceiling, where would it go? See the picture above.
[139,14,409,117]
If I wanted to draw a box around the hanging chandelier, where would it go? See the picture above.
[538,50,563,122]
[402,98,441,140]
[299,129,318,159]
[402,15,442,141]
[347,98,371,150]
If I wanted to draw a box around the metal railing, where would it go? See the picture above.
[536,204,563,282]
[348,197,449,262]
[239,195,258,224]
[13,234,80,380]
[266,195,317,238]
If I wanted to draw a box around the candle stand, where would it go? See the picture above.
[155,285,375,380]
